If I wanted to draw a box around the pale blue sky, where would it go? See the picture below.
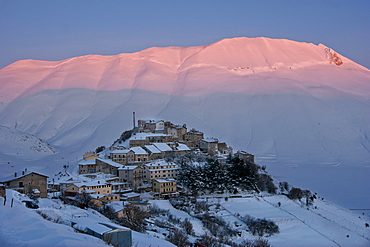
[0,0,369,69]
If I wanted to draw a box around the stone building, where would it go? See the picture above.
[183,129,204,148]
[138,120,165,132]
[234,150,255,163]
[118,165,145,188]
[110,149,135,165]
[0,170,48,198]
[79,159,97,174]
[144,145,163,160]
[130,146,149,162]
[199,138,219,155]
[95,158,123,176]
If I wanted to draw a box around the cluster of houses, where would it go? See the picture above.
[0,119,254,213]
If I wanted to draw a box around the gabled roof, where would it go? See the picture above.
[122,192,141,198]
[118,165,139,171]
[78,159,96,165]
[72,180,111,188]
[109,149,132,154]
[0,171,48,183]
[175,143,191,151]
[139,119,164,124]
[201,138,218,143]
[152,143,173,152]
[153,178,176,183]
[130,132,171,141]
[235,150,254,155]
[96,158,123,168]
[144,145,161,154]
[130,146,148,155]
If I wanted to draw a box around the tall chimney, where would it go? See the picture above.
[133,112,136,129]
[14,172,17,177]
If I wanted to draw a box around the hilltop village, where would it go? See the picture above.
[71,119,254,202]
[1,119,254,205]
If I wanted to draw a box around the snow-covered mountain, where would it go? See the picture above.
[0,37,369,211]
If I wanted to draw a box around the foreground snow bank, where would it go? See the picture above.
[0,190,108,247]
[0,190,175,247]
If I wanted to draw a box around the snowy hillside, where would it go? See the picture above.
[151,195,370,247]
[1,189,369,247]
[0,125,57,160]
[0,37,369,212]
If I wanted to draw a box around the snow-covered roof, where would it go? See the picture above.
[139,119,163,124]
[122,192,141,198]
[78,159,96,165]
[144,145,161,154]
[110,182,130,186]
[130,146,148,155]
[236,150,253,155]
[73,180,111,188]
[130,132,171,140]
[0,170,48,182]
[109,149,131,154]
[75,222,113,235]
[96,158,123,168]
[152,143,173,152]
[201,138,218,143]
[153,178,176,183]
[106,201,125,213]
[118,165,138,171]
[175,143,191,151]
[145,160,173,167]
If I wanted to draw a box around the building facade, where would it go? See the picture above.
[0,170,48,198]
[152,178,177,198]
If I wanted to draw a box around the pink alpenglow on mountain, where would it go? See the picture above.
[1,37,368,102]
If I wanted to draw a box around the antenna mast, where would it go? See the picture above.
[133,112,136,129]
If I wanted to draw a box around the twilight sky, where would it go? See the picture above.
[0,0,369,69]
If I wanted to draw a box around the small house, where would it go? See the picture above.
[0,170,48,198]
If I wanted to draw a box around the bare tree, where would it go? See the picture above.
[197,233,222,247]
[166,228,189,247]
[74,191,92,208]
[117,204,149,232]
[99,204,116,220]
[181,218,194,235]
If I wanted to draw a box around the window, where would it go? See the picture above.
[19,182,24,187]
